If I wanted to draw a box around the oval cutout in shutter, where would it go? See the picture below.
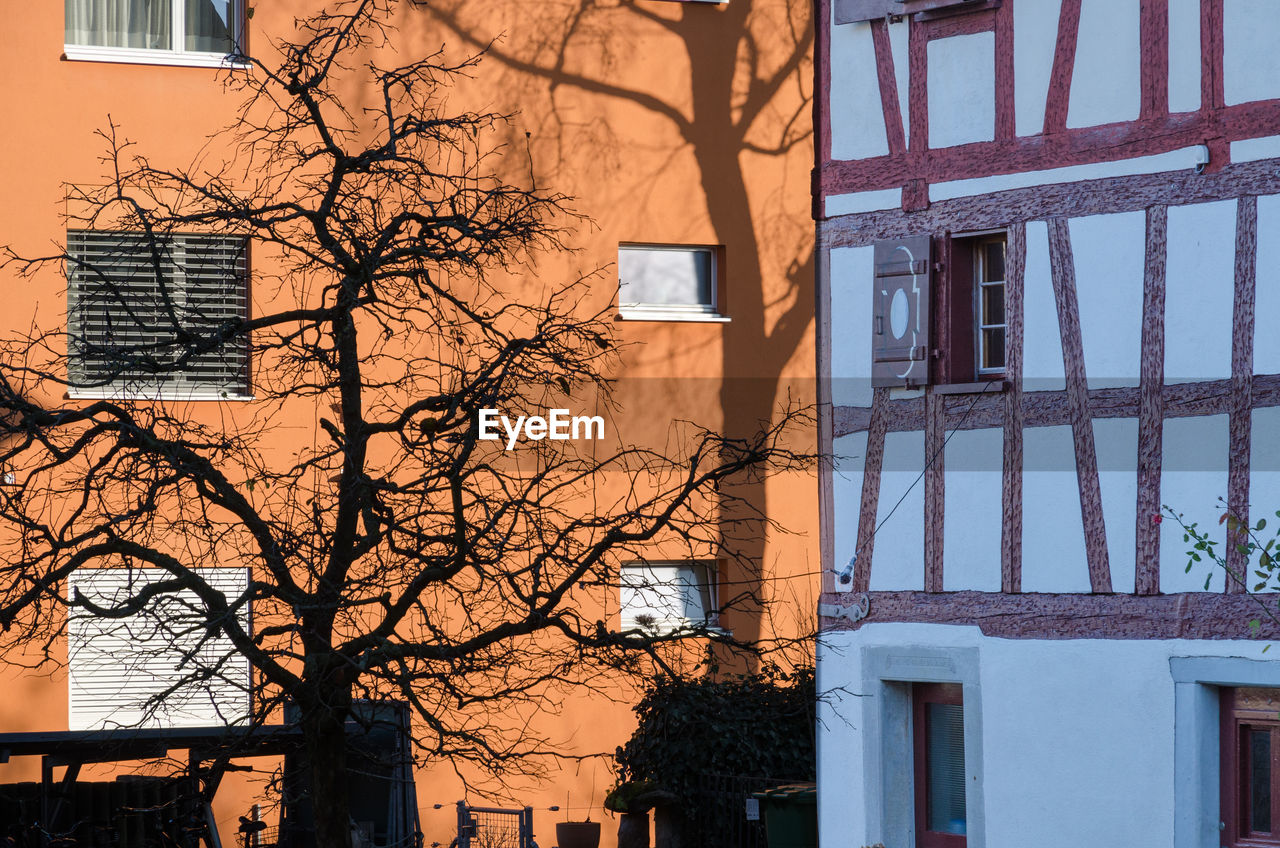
[872,235,932,387]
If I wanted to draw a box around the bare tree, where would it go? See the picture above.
[0,2,809,846]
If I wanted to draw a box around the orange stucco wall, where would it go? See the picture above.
[0,1,814,844]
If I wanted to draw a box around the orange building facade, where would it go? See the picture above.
[0,1,815,844]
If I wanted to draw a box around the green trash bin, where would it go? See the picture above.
[751,782,817,848]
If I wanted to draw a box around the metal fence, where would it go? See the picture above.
[454,802,536,848]
[687,773,799,848]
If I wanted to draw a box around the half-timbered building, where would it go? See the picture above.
[815,0,1280,845]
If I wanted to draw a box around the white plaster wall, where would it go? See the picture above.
[1070,211,1145,389]
[1021,425,1090,592]
[824,188,901,217]
[1167,0,1201,113]
[815,632,869,838]
[1096,417,1139,593]
[1224,0,1280,106]
[1232,135,1280,164]
[943,427,1003,592]
[1021,221,1066,393]
[1250,408,1280,592]
[889,18,910,149]
[817,624,1276,848]
[928,32,995,149]
[1066,0,1140,129]
[1165,200,1236,384]
[1013,0,1062,136]
[829,21,889,160]
[829,245,874,408]
[832,431,869,585]
[869,430,925,591]
[1254,194,1280,376]
[1160,414,1229,592]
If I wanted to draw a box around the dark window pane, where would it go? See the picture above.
[981,328,1005,371]
[1250,728,1272,833]
[926,702,966,835]
[982,240,1005,282]
[982,282,1005,326]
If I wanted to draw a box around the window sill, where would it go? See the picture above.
[620,621,728,637]
[68,391,255,402]
[63,44,249,69]
[616,310,731,323]
[932,379,1007,395]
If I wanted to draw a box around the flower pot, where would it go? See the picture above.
[556,821,601,848]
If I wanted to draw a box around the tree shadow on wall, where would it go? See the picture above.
[417,0,816,659]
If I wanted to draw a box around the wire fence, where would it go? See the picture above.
[455,803,536,848]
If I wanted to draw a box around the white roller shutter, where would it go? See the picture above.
[67,567,251,730]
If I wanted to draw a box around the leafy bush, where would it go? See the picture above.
[611,666,815,810]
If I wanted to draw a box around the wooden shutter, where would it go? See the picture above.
[833,0,898,24]
[872,235,932,387]
[67,567,251,730]
[833,0,995,24]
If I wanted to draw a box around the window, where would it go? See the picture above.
[65,0,244,66]
[870,231,1006,388]
[619,562,717,634]
[1221,687,1280,846]
[914,683,967,846]
[972,236,1006,376]
[859,646,985,847]
[67,230,250,399]
[67,567,251,729]
[617,245,727,322]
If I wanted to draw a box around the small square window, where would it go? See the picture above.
[65,0,245,67]
[1221,687,1280,846]
[617,245,726,322]
[913,682,967,847]
[619,562,717,634]
[67,230,251,399]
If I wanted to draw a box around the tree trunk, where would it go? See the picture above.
[304,705,353,848]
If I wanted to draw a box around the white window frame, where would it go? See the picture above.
[973,235,1006,376]
[619,561,719,635]
[860,645,987,848]
[617,244,730,323]
[67,567,252,730]
[67,230,253,401]
[64,0,248,68]
[1170,656,1280,848]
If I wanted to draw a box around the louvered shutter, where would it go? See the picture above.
[174,234,250,390]
[67,231,249,397]
[872,235,932,387]
[67,567,251,730]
